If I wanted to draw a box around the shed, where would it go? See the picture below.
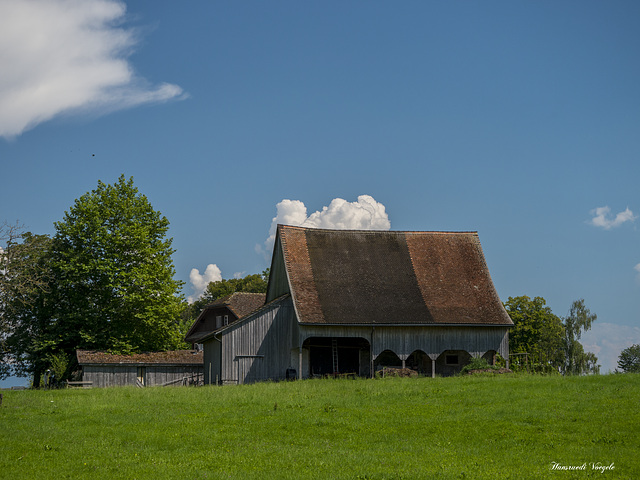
[76,350,204,388]
[200,225,513,384]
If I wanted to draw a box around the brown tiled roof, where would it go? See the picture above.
[211,292,266,318]
[278,225,512,326]
[76,350,203,365]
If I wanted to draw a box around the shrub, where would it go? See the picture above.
[460,357,496,374]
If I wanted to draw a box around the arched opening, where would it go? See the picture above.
[436,350,472,377]
[406,350,432,375]
[302,337,370,378]
[373,349,402,373]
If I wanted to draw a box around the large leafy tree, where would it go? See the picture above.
[504,296,565,370]
[617,344,640,373]
[42,175,186,378]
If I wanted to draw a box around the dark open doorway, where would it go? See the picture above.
[303,337,370,377]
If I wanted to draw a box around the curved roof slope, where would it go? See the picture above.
[277,225,512,326]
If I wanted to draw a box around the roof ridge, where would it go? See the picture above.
[278,224,478,235]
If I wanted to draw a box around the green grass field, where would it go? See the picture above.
[1,373,638,479]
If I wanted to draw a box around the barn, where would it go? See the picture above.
[76,350,204,388]
[199,225,513,384]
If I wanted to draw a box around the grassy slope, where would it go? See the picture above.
[1,374,638,479]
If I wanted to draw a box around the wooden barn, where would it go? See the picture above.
[185,292,265,347]
[76,350,204,388]
[199,225,513,385]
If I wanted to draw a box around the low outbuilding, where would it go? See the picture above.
[76,350,204,388]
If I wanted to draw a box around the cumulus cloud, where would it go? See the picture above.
[0,0,185,139]
[581,322,640,373]
[188,264,222,303]
[589,206,637,230]
[259,195,391,257]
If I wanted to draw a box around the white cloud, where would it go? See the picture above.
[0,0,185,139]
[580,322,640,373]
[187,264,222,303]
[259,195,391,257]
[589,206,637,230]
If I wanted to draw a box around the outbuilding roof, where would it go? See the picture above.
[76,350,203,366]
[276,225,513,326]
[211,292,266,318]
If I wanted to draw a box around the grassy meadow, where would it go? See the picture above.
[1,373,638,479]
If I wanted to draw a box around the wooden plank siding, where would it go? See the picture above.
[204,296,298,385]
[298,325,509,361]
[82,365,203,388]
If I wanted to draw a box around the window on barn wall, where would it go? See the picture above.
[224,315,229,326]
[216,316,222,329]
[445,355,459,366]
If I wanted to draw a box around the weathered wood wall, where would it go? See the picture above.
[203,296,297,385]
[82,365,203,388]
[298,325,509,361]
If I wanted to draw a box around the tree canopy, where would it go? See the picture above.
[561,299,598,375]
[503,296,564,370]
[0,223,52,379]
[617,344,640,373]
[504,296,599,374]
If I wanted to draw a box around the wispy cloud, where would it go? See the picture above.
[188,264,222,303]
[258,195,391,258]
[589,206,636,230]
[0,0,185,139]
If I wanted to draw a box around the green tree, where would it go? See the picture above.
[504,296,599,374]
[0,223,52,380]
[616,344,640,373]
[36,175,186,381]
[561,299,598,375]
[504,296,564,371]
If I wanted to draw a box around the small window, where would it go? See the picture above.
[216,315,222,329]
[445,355,459,365]
[223,315,229,326]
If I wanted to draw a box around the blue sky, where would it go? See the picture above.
[1,1,639,383]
